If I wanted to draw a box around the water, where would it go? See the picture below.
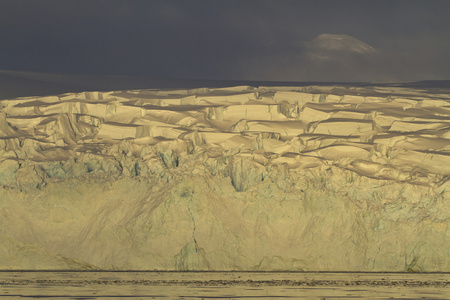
[0,271,449,299]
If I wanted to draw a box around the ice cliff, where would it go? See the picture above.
[0,85,449,271]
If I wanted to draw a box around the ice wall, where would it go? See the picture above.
[0,85,449,271]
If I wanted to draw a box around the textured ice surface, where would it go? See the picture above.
[0,85,449,271]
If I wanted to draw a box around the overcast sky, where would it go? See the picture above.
[1,0,449,83]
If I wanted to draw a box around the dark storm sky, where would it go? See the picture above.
[1,0,449,83]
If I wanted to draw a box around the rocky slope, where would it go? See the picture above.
[0,85,449,271]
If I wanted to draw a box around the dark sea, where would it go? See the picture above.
[0,271,449,299]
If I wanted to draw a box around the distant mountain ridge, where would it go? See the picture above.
[308,34,376,54]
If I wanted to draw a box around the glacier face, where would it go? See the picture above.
[0,85,449,271]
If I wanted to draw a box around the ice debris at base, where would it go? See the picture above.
[0,85,449,271]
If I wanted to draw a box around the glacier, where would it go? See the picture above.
[0,85,449,271]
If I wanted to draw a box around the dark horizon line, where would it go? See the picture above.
[1,69,449,100]
[3,68,450,85]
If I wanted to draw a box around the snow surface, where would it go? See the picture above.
[0,84,449,271]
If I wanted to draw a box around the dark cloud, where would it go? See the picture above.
[0,0,449,82]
